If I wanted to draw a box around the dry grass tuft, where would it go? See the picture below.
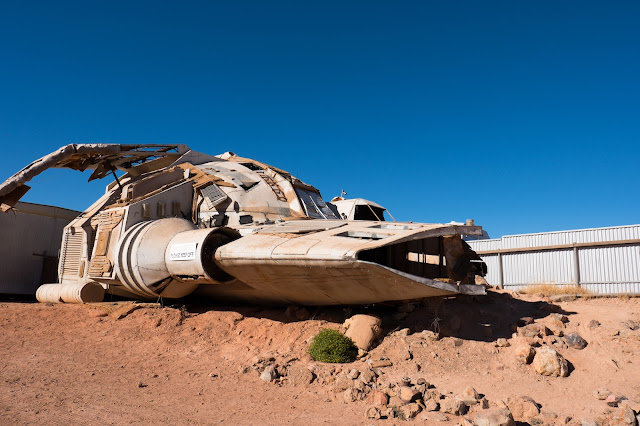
[518,283,593,296]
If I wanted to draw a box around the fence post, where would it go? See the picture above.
[573,246,581,287]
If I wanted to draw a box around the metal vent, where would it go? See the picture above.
[59,229,84,283]
[201,184,228,210]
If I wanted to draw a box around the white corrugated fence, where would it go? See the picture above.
[467,224,640,294]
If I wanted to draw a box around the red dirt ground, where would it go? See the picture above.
[0,290,638,425]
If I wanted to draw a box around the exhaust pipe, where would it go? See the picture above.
[114,218,238,299]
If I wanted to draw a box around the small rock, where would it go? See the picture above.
[399,403,422,419]
[343,387,361,403]
[606,393,625,407]
[453,339,464,347]
[532,346,569,377]
[424,399,440,411]
[388,396,405,407]
[565,333,588,349]
[359,369,377,384]
[587,320,601,329]
[495,338,510,347]
[416,377,430,386]
[420,412,449,422]
[365,406,381,420]
[581,419,598,426]
[517,317,535,327]
[593,388,611,400]
[518,324,551,338]
[474,408,516,426]
[367,390,389,406]
[620,320,639,331]
[605,404,637,425]
[514,343,536,364]
[137,381,146,388]
[347,369,360,380]
[369,359,393,368]
[505,396,540,421]
[440,397,467,415]
[550,313,569,323]
[260,366,278,382]
[399,386,422,403]
[287,364,314,385]
[546,319,565,337]
[462,386,480,402]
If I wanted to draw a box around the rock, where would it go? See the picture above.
[399,403,422,419]
[550,313,569,323]
[416,377,430,386]
[532,346,569,377]
[518,324,551,338]
[605,404,637,426]
[369,359,392,368]
[365,406,381,420]
[383,407,396,419]
[453,339,464,347]
[343,387,362,403]
[399,386,421,403]
[587,320,601,329]
[606,394,625,407]
[462,387,480,401]
[581,419,598,426]
[287,364,314,385]
[418,330,440,341]
[546,319,565,337]
[495,338,510,347]
[343,315,382,351]
[332,375,351,392]
[565,333,588,349]
[517,317,535,327]
[388,396,405,407]
[260,366,278,382]
[424,399,440,411]
[593,388,611,400]
[420,412,449,422]
[620,320,639,331]
[367,390,389,406]
[514,343,536,364]
[440,397,467,415]
[347,369,360,380]
[504,396,540,421]
[474,408,516,426]
[359,369,377,384]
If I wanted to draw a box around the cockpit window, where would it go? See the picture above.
[294,188,339,219]
[354,205,385,221]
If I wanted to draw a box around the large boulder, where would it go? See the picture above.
[343,315,382,351]
[532,346,569,377]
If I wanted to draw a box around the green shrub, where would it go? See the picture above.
[308,328,358,363]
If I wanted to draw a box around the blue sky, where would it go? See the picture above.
[0,1,638,238]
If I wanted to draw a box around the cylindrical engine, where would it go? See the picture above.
[36,282,105,304]
[114,218,237,299]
